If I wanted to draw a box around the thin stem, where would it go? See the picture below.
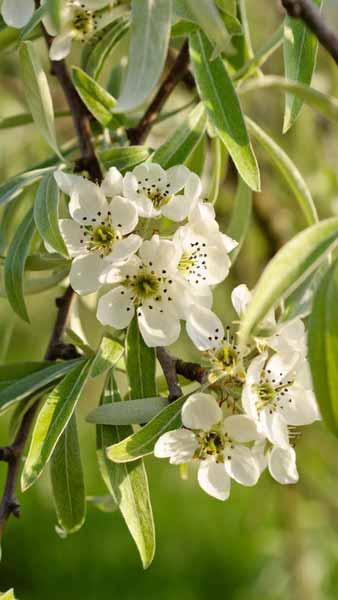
[281,0,338,65]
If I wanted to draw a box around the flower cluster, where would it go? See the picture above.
[1,1,126,60]
[154,285,320,500]
[54,162,237,348]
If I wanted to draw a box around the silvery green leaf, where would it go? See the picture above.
[87,397,168,425]
[227,177,252,264]
[238,218,338,344]
[50,414,86,534]
[82,17,129,80]
[90,335,124,378]
[19,42,61,158]
[114,0,171,113]
[21,360,92,491]
[100,146,150,173]
[34,173,68,257]
[190,31,260,191]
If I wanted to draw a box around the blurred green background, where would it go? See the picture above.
[1,1,338,598]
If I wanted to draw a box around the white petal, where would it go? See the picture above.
[49,31,73,61]
[108,235,142,264]
[109,196,138,235]
[198,459,231,501]
[166,165,190,194]
[97,286,135,329]
[154,429,198,463]
[252,440,268,475]
[221,233,238,253]
[265,351,299,382]
[184,171,202,200]
[137,304,181,348]
[259,409,289,449]
[181,393,222,430]
[202,245,231,285]
[186,305,224,351]
[134,163,166,188]
[246,353,267,384]
[223,415,260,443]
[268,318,306,355]
[241,384,259,421]
[54,170,84,196]
[139,235,180,273]
[268,446,299,484]
[279,388,320,426]
[69,253,105,294]
[231,284,252,317]
[59,219,84,257]
[161,194,196,222]
[224,446,260,486]
[2,0,34,27]
[69,186,108,224]
[100,167,123,197]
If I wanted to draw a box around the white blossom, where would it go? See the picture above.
[242,351,320,449]
[1,0,34,27]
[174,203,237,288]
[54,169,141,295]
[44,1,126,61]
[253,439,299,485]
[154,392,260,501]
[231,284,307,356]
[123,162,198,220]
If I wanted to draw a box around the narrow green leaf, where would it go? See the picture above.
[185,0,233,53]
[4,209,36,322]
[190,31,260,191]
[88,397,168,425]
[152,102,207,168]
[90,335,124,378]
[72,67,119,128]
[21,360,91,491]
[24,253,69,271]
[0,358,82,415]
[115,0,171,113]
[226,177,252,263]
[19,4,46,41]
[185,134,206,175]
[0,27,20,53]
[87,494,117,513]
[34,173,67,256]
[233,25,283,82]
[239,75,338,126]
[283,0,322,132]
[207,137,228,204]
[308,258,338,435]
[246,117,318,226]
[82,16,129,80]
[282,263,328,322]
[126,317,156,400]
[0,111,70,130]
[19,42,61,158]
[100,146,150,173]
[0,361,50,382]
[238,218,338,344]
[97,372,155,568]
[107,392,188,463]
[0,166,58,207]
[50,414,86,534]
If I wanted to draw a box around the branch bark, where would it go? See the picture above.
[0,36,193,535]
[281,0,338,65]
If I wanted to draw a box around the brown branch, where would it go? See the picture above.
[156,348,182,402]
[0,8,104,536]
[175,358,206,384]
[127,41,190,145]
[281,0,338,64]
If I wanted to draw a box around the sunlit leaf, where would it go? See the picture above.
[34,173,68,256]
[50,413,86,534]
[190,31,260,191]
[87,396,168,425]
[115,0,171,113]
[226,177,252,263]
[238,218,338,344]
[21,360,91,491]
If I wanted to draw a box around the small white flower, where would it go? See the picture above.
[123,162,197,220]
[55,169,141,295]
[45,1,126,61]
[231,284,307,356]
[1,0,34,27]
[242,352,320,449]
[253,439,299,485]
[97,234,194,347]
[154,392,260,501]
[174,203,237,288]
